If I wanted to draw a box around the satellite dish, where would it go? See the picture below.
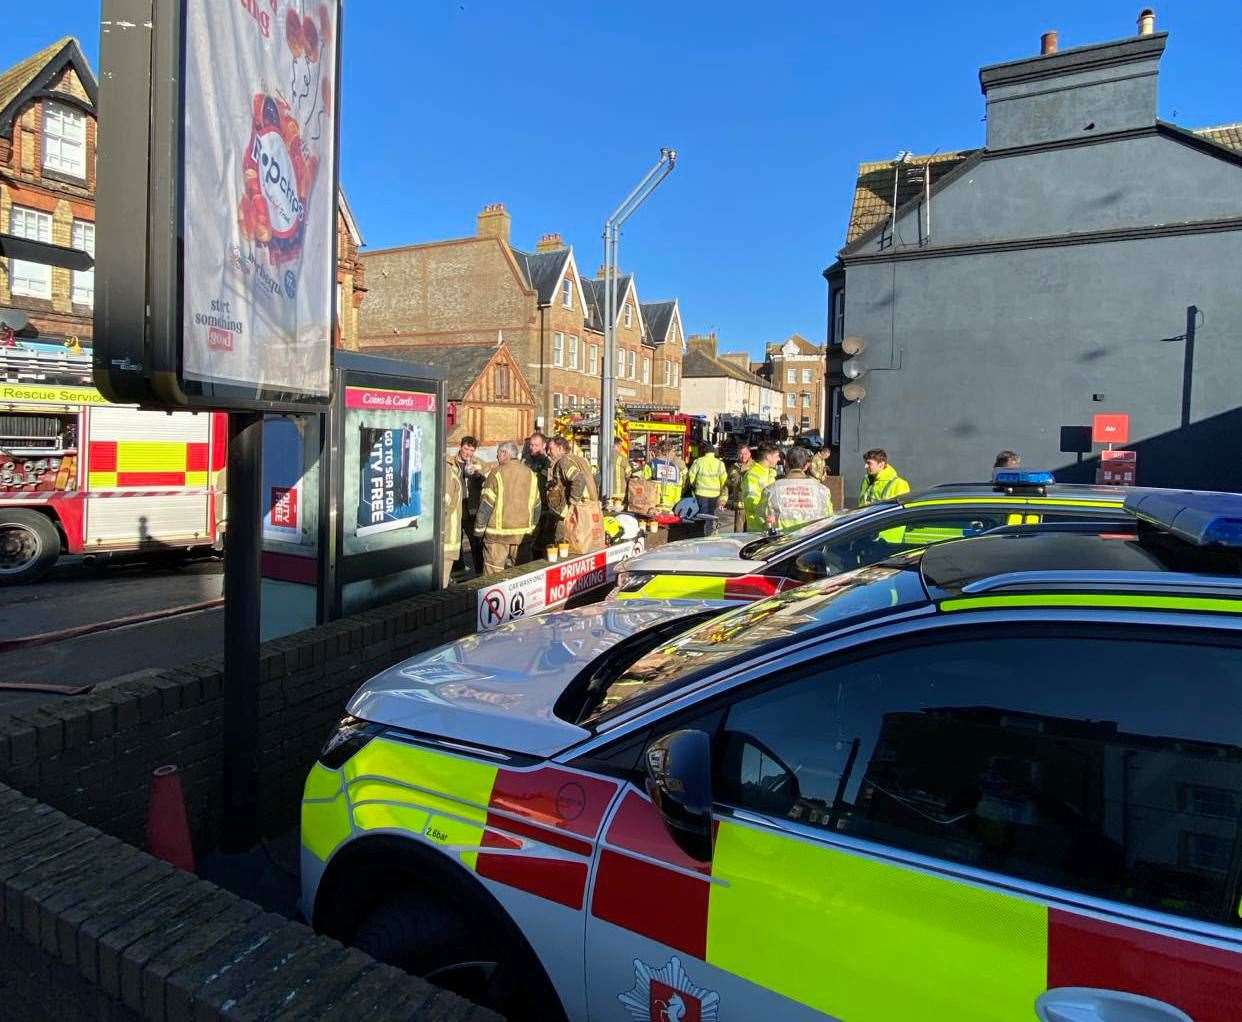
[841,336,865,356]
[842,381,867,402]
[0,310,29,332]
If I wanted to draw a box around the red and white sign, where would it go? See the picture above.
[619,956,720,1022]
[344,386,437,413]
[270,484,298,528]
[1097,449,1137,487]
[1092,413,1130,445]
[476,538,645,632]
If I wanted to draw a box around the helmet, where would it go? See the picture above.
[613,513,640,541]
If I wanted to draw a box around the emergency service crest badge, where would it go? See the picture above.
[618,956,720,1022]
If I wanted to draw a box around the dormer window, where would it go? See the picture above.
[43,101,86,178]
[561,277,573,309]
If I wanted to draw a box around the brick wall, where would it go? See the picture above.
[0,784,498,1021]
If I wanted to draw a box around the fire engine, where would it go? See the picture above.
[0,344,227,583]
[554,409,710,465]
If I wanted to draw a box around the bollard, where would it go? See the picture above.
[146,764,196,872]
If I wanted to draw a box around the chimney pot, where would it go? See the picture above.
[535,232,565,253]
[1137,8,1155,35]
[476,202,512,245]
[1041,30,1058,54]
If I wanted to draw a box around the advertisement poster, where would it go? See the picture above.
[356,425,423,537]
[181,1,338,396]
[341,385,439,612]
[261,416,314,544]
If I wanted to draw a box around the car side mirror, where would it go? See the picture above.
[644,729,714,863]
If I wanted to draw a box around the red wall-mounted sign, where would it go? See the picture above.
[1092,413,1130,445]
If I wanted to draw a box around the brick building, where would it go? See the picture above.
[335,191,366,350]
[358,203,685,427]
[0,37,98,347]
[371,340,535,446]
[757,333,826,435]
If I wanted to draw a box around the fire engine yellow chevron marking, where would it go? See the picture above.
[706,819,1047,1021]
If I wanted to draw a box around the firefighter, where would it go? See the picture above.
[742,445,780,532]
[808,447,829,484]
[648,441,684,512]
[473,441,540,575]
[610,437,630,511]
[726,445,753,533]
[547,435,602,545]
[520,431,553,563]
[687,443,729,535]
[441,451,463,587]
[759,446,833,533]
[859,448,911,506]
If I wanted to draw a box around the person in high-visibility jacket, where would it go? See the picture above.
[474,441,540,575]
[742,446,780,532]
[687,443,729,535]
[759,446,833,533]
[648,441,685,511]
[859,448,911,506]
[610,438,630,511]
[442,452,464,587]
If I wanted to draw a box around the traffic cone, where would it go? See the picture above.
[146,764,196,872]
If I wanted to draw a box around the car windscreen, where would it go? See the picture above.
[738,503,893,562]
[581,561,928,726]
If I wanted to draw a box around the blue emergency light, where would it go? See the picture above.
[1124,490,1242,548]
[993,469,1055,494]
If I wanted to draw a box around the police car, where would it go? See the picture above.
[611,474,1130,604]
[302,488,1242,1021]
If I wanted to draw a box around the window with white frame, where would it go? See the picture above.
[626,350,636,379]
[569,394,578,408]
[662,361,671,386]
[9,206,53,298]
[552,332,564,367]
[801,392,811,408]
[786,367,796,384]
[561,277,573,309]
[624,303,632,328]
[43,101,86,178]
[642,357,651,384]
[553,392,563,411]
[568,335,579,371]
[616,348,625,377]
[672,364,679,387]
[802,368,813,384]
[589,344,599,375]
[71,220,95,307]
[786,391,796,407]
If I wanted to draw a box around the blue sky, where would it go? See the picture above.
[6,2,1241,358]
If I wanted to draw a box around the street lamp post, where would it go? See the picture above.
[600,149,677,499]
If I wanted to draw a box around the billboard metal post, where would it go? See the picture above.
[599,149,676,500]
[222,412,263,851]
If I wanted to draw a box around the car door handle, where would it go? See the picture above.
[1036,987,1194,1022]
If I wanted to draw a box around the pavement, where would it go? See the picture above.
[0,553,224,713]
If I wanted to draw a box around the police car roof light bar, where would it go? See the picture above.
[1124,490,1242,548]
[993,468,1055,496]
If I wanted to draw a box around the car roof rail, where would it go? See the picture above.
[982,519,1134,538]
[961,569,1242,597]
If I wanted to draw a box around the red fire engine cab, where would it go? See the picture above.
[0,345,227,583]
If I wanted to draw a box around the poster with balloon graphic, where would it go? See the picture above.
[181,0,339,398]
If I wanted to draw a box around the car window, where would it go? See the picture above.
[777,511,1011,581]
[714,629,1242,927]
[740,504,890,562]
[582,563,928,725]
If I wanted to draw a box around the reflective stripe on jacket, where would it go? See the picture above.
[475,460,540,537]
[648,457,684,510]
[549,452,600,519]
[688,454,728,498]
[742,463,778,531]
[443,455,463,558]
[759,471,833,532]
[859,464,911,506]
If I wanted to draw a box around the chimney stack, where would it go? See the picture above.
[596,264,622,280]
[1137,8,1156,35]
[535,233,565,253]
[476,203,511,245]
[1040,30,1058,54]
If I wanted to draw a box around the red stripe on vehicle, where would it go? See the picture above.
[605,789,711,875]
[591,848,709,957]
[1047,908,1242,1022]
[476,851,588,910]
[484,810,593,857]
[480,829,522,852]
[88,441,117,471]
[489,766,618,840]
[186,443,209,471]
[116,471,186,486]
